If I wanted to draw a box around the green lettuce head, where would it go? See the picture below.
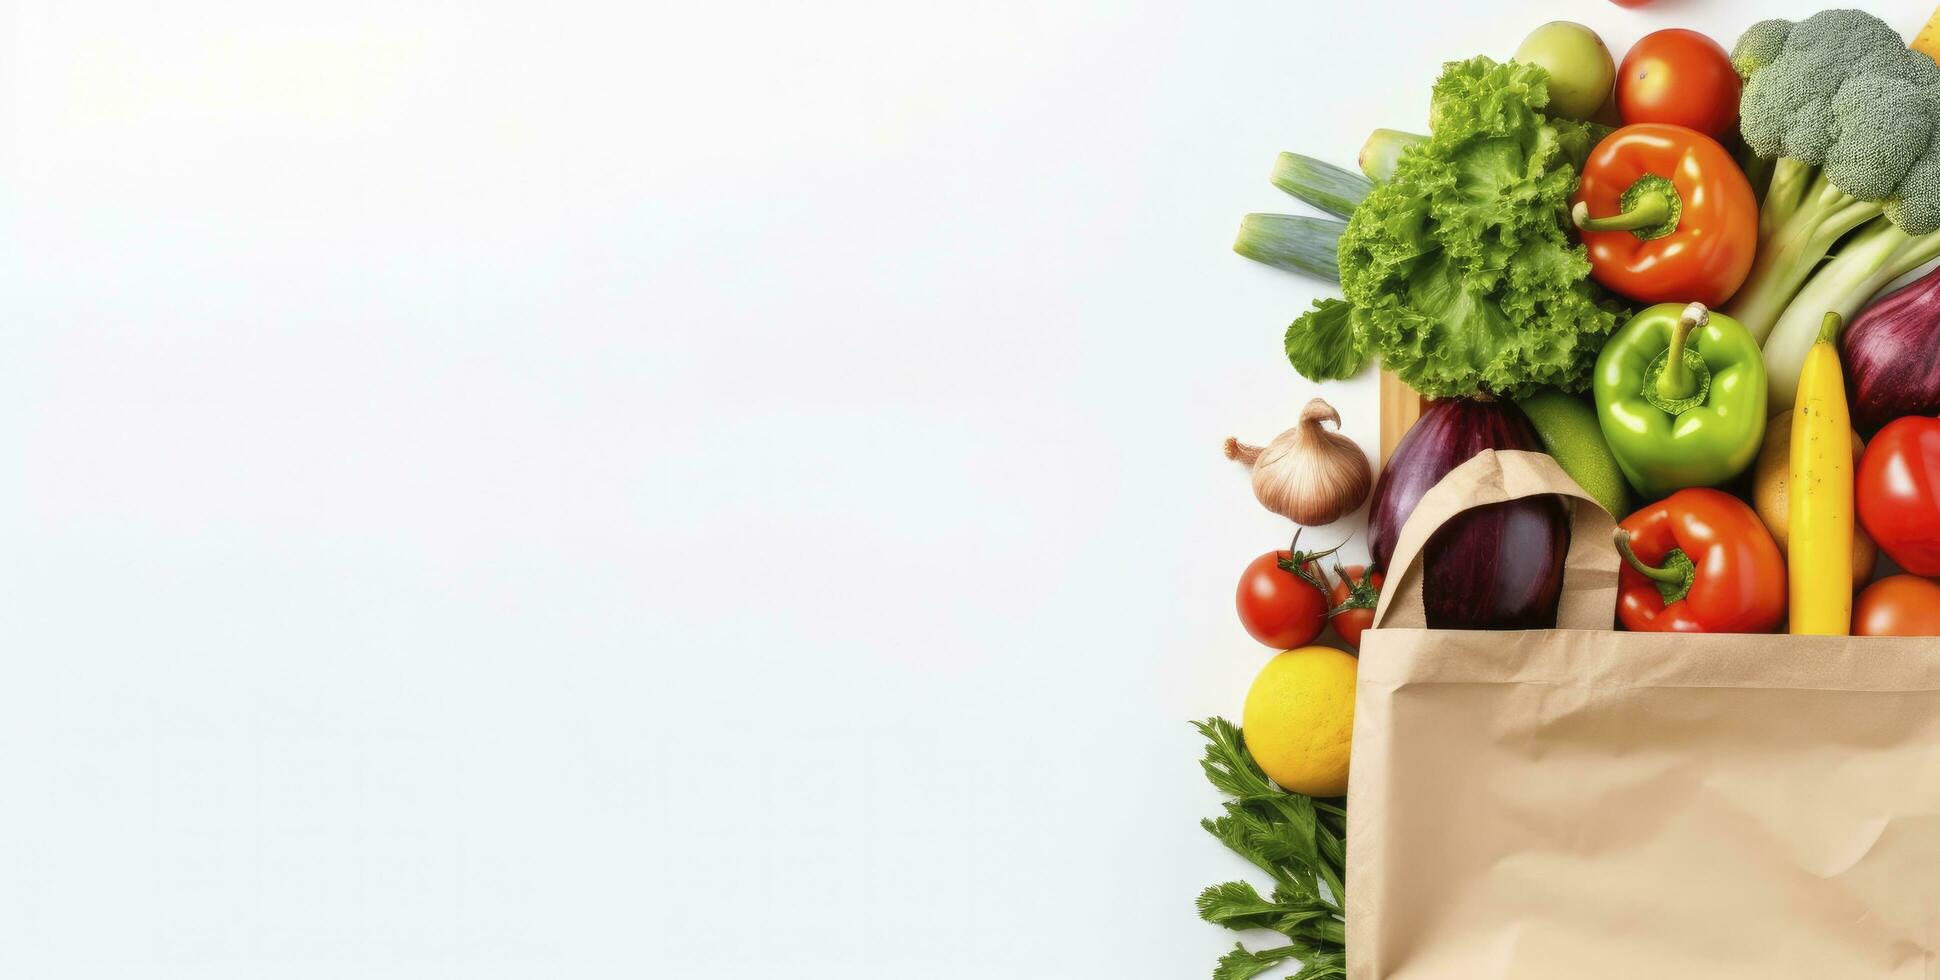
[1287,56,1624,399]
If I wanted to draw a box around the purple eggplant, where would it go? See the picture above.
[1368,398,1568,630]
[1844,265,1940,434]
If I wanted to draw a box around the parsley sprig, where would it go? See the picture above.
[1193,717,1347,980]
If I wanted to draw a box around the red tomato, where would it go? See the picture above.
[1327,565,1384,651]
[1609,0,1653,6]
[1857,417,1940,576]
[1854,576,1940,636]
[1236,550,1330,649]
[1617,29,1739,137]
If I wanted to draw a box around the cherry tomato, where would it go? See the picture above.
[1853,576,1940,636]
[1608,0,1654,7]
[1236,547,1332,650]
[1327,565,1384,651]
[1617,29,1739,138]
[1858,417,1940,575]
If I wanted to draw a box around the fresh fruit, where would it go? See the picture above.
[1235,534,1337,650]
[1789,313,1856,636]
[1857,416,1940,576]
[1753,412,1877,588]
[1617,29,1740,138]
[1514,22,1616,121]
[1608,0,1653,6]
[1327,565,1383,650]
[1853,576,1940,636]
[1241,647,1358,797]
[1516,390,1629,519]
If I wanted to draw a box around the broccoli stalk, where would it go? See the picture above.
[1724,159,1884,338]
[1763,217,1940,406]
[1724,10,1940,407]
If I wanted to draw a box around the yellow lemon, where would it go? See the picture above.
[1242,646,1357,797]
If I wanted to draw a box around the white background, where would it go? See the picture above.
[0,0,1918,976]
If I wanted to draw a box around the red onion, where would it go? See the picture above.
[1844,265,1940,434]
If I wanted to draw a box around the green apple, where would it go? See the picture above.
[1515,22,1616,121]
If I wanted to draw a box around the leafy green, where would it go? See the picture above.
[1193,717,1347,980]
[1283,299,1366,381]
[1290,56,1623,399]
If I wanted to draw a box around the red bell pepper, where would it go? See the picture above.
[1615,488,1786,633]
[1571,123,1758,308]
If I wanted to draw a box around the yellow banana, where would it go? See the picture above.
[1788,312,1854,635]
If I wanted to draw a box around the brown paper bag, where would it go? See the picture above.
[1349,449,1940,979]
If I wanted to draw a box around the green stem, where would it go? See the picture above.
[1725,169,1884,341]
[1571,173,1683,241]
[1656,304,1705,402]
[1818,311,1843,345]
[1615,529,1696,605]
[1763,217,1911,409]
[1572,194,1671,233]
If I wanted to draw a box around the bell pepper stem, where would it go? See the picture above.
[1615,528,1698,605]
[1615,529,1681,585]
[1572,193,1674,234]
[1656,303,1707,403]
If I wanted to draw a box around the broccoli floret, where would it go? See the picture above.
[1731,19,1793,78]
[1823,75,1934,201]
[1726,10,1940,409]
[1725,14,1940,327]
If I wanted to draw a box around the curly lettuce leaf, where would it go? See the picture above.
[1284,298,1369,381]
[1325,56,1623,400]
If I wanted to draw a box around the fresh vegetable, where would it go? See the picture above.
[1614,489,1786,633]
[1570,124,1757,306]
[1283,300,1361,382]
[1326,564,1382,650]
[1243,648,1357,798]
[1515,387,1632,520]
[1752,412,1878,589]
[1367,399,1568,629]
[1357,129,1423,183]
[1515,22,1616,121]
[1842,264,1940,433]
[1234,214,1344,280]
[1192,718,1346,980]
[1593,302,1766,498]
[1857,416,1940,576]
[1236,532,1339,650]
[1271,152,1372,220]
[1608,0,1653,6]
[1723,11,1940,408]
[1284,57,1623,399]
[1616,29,1741,138]
[1224,399,1372,526]
[1789,312,1856,636]
[1853,576,1940,636]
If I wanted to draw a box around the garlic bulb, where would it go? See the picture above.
[1224,398,1372,525]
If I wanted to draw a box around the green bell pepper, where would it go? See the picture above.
[1593,302,1767,499]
